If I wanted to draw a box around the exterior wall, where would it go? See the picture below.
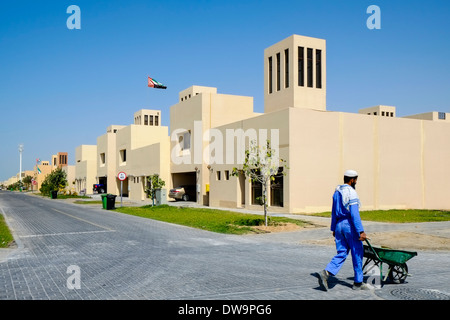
[264,34,326,113]
[62,165,76,193]
[422,121,450,209]
[75,145,97,194]
[207,107,450,213]
[115,124,170,201]
[96,126,124,195]
[209,109,290,212]
[170,86,256,205]
[288,109,450,213]
[33,162,53,192]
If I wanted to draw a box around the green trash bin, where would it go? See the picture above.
[101,194,108,209]
[51,191,58,199]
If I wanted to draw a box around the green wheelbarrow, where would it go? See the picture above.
[362,239,418,284]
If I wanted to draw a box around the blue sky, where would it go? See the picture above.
[1,0,449,182]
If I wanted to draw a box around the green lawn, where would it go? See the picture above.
[116,204,311,235]
[311,209,450,223]
[0,214,14,248]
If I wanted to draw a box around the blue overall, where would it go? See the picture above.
[325,185,365,283]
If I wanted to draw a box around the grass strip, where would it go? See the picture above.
[0,213,14,248]
[311,209,450,223]
[116,204,310,234]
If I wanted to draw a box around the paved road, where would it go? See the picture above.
[0,191,449,301]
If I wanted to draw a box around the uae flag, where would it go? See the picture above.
[148,76,167,89]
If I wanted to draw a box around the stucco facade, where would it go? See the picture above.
[182,34,450,213]
[83,109,170,201]
[169,86,257,205]
[75,145,97,194]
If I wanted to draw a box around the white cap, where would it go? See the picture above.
[344,170,358,178]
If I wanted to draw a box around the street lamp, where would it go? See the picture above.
[18,144,24,191]
[18,144,24,179]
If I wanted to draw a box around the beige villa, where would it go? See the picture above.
[76,109,170,200]
[169,34,450,213]
[75,34,450,213]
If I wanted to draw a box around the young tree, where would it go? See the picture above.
[22,175,33,190]
[145,174,166,206]
[232,140,287,226]
[40,168,68,196]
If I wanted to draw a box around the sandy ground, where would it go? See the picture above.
[302,231,450,251]
[253,222,450,251]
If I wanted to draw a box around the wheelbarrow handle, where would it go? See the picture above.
[364,239,383,262]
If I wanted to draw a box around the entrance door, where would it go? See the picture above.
[238,171,245,206]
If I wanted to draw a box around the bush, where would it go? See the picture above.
[39,168,68,196]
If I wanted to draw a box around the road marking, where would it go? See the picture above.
[52,208,114,231]
[20,229,115,238]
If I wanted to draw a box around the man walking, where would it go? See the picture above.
[317,170,372,291]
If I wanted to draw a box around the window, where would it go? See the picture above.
[298,46,304,87]
[316,49,322,89]
[438,112,446,120]
[150,115,154,126]
[268,56,273,94]
[224,170,230,180]
[59,154,67,165]
[216,171,221,181]
[307,48,313,88]
[180,131,191,151]
[184,131,190,150]
[284,49,289,88]
[382,111,385,116]
[100,153,106,165]
[276,53,281,91]
[251,172,262,205]
[155,115,159,126]
[144,115,148,125]
[120,149,126,164]
[390,112,394,117]
[270,168,284,207]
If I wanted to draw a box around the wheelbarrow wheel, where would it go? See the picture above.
[388,264,408,284]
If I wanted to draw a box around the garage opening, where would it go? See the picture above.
[116,178,129,197]
[171,172,197,202]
